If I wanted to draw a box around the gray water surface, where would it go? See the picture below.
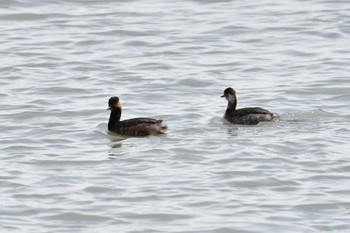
[1,0,350,232]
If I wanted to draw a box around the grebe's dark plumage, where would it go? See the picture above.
[221,87,275,125]
[108,96,167,136]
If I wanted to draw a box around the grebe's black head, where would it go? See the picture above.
[108,96,121,110]
[221,87,236,98]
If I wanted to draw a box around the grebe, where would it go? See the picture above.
[221,87,275,125]
[107,96,167,136]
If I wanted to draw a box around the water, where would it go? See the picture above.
[1,0,350,232]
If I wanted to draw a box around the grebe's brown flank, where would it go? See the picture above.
[221,87,276,125]
[108,96,167,136]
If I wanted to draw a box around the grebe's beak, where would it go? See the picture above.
[107,107,112,110]
[221,94,225,98]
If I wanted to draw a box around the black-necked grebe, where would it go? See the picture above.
[107,96,167,136]
[221,87,275,125]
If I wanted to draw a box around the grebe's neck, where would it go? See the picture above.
[226,94,237,111]
[108,108,121,130]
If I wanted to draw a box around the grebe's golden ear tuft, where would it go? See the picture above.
[115,100,121,109]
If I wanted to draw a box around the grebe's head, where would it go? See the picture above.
[221,87,237,102]
[108,96,121,110]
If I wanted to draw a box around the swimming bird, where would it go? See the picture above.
[107,96,167,136]
[221,87,275,125]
